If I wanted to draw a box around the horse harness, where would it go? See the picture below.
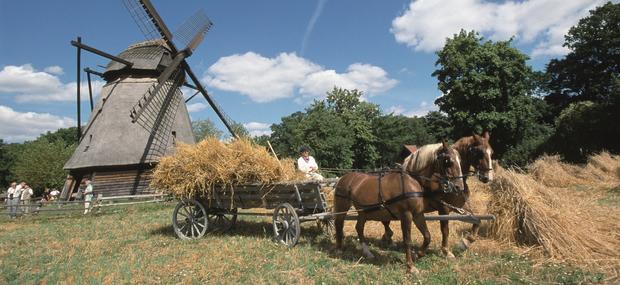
[334,168,477,218]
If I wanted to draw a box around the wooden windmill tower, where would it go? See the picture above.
[63,0,237,198]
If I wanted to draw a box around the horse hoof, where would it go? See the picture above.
[442,247,456,259]
[416,250,426,258]
[458,238,471,251]
[408,266,420,275]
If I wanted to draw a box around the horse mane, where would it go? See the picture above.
[403,143,442,174]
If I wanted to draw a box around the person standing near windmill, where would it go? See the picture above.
[297,147,324,181]
[82,178,94,214]
[6,182,18,218]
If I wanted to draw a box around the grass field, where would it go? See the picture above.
[0,200,612,284]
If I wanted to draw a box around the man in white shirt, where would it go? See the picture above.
[297,147,324,181]
[83,178,94,214]
[6,182,17,218]
[20,184,34,214]
[12,182,25,217]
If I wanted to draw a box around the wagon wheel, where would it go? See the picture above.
[317,217,336,240]
[172,199,208,240]
[272,203,301,248]
[207,208,238,233]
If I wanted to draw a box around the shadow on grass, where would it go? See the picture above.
[146,216,414,266]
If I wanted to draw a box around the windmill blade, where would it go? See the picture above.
[122,0,177,52]
[123,0,237,138]
[183,65,238,138]
[133,69,185,161]
[174,9,213,51]
[129,51,187,123]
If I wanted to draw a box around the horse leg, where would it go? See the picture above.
[412,212,430,258]
[459,203,479,251]
[381,221,393,245]
[333,195,351,253]
[439,208,455,259]
[356,216,374,259]
[334,213,346,253]
[400,211,419,274]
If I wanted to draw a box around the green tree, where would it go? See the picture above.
[546,2,620,106]
[372,115,434,167]
[544,2,620,160]
[433,30,552,165]
[0,140,11,187]
[12,139,76,195]
[423,111,453,141]
[192,119,223,141]
[270,104,355,170]
[325,88,380,169]
[230,121,250,139]
[39,127,79,146]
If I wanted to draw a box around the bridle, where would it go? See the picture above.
[433,150,466,194]
[467,145,492,180]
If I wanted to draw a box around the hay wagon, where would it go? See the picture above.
[171,179,337,247]
[171,176,495,248]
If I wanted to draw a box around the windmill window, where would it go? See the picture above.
[172,131,177,146]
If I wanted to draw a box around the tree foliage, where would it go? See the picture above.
[0,140,11,188]
[192,119,223,142]
[545,2,620,106]
[433,30,552,165]
[372,115,434,167]
[12,138,76,195]
[544,2,620,161]
[269,87,432,171]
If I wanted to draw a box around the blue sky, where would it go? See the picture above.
[0,0,612,141]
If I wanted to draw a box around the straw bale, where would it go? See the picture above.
[487,167,620,270]
[151,138,305,198]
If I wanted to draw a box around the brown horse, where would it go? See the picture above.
[379,132,495,257]
[332,141,464,273]
[450,131,494,247]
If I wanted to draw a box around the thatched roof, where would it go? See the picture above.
[64,77,195,171]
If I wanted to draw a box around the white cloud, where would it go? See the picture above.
[204,52,397,103]
[388,101,437,117]
[205,52,321,103]
[243,121,272,137]
[0,105,76,143]
[387,105,406,115]
[0,64,104,102]
[186,102,207,113]
[299,63,398,99]
[244,122,271,130]
[43,66,64,75]
[391,0,607,56]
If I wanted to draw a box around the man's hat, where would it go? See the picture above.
[298,146,310,153]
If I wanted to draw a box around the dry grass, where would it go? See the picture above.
[151,138,304,198]
[529,151,620,188]
[487,155,620,275]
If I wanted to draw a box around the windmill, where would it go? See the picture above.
[62,0,237,198]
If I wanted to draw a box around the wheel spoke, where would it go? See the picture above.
[195,221,206,230]
[183,206,191,216]
[193,223,201,236]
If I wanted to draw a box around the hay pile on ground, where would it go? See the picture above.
[151,138,304,198]
[487,165,620,271]
[529,152,620,188]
